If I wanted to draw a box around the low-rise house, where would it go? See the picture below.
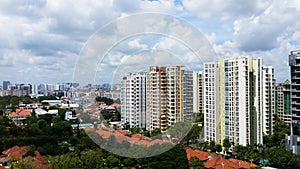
[61,103,79,109]
[8,108,31,125]
[35,108,58,117]
[102,105,116,112]
[65,111,77,121]
[41,100,62,106]
[186,148,257,169]
[0,146,47,169]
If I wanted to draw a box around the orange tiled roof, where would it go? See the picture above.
[2,146,47,167]
[23,151,48,169]
[92,128,171,147]
[131,134,151,139]
[2,146,29,161]
[186,148,215,161]
[228,158,257,168]
[205,156,240,169]
[33,151,48,164]
[115,130,130,135]
[186,148,256,169]
[9,108,31,117]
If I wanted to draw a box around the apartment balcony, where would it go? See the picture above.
[292,107,300,111]
[292,76,300,79]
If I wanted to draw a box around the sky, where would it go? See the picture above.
[1,0,300,85]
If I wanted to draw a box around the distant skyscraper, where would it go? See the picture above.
[121,72,147,128]
[275,80,291,124]
[3,81,10,90]
[146,65,193,132]
[204,57,273,146]
[289,50,300,126]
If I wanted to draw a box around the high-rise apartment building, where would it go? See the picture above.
[146,65,194,132]
[275,80,291,124]
[204,57,274,146]
[262,66,276,135]
[289,50,300,126]
[120,72,147,129]
[193,72,204,114]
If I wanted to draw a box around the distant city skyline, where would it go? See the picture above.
[1,1,300,84]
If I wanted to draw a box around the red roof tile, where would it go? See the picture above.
[2,146,47,168]
[228,158,257,168]
[205,156,240,169]
[131,134,151,140]
[186,148,256,169]
[186,148,215,161]
[2,146,29,161]
[90,127,171,147]
[8,109,31,117]
[115,130,130,135]
[33,151,48,164]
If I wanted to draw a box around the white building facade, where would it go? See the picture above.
[193,71,204,114]
[120,72,147,129]
[262,66,276,135]
[204,57,273,146]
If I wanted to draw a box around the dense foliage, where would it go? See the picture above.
[95,96,114,105]
[0,96,191,169]
[1,96,300,169]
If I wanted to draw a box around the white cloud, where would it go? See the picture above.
[182,0,270,20]
[0,0,299,84]
[234,1,300,52]
[127,39,148,50]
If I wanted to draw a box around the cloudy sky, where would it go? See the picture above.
[1,0,300,85]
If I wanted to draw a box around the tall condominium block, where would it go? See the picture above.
[275,80,291,124]
[146,66,167,131]
[146,65,193,132]
[120,72,147,129]
[193,71,204,114]
[204,57,273,146]
[289,50,300,126]
[262,66,275,135]
[203,62,219,143]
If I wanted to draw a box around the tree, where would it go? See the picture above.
[223,138,231,151]
[95,97,114,105]
[209,140,216,152]
[101,110,113,121]
[81,149,105,169]
[189,156,204,169]
[130,127,142,134]
[195,112,204,125]
[123,122,130,130]
[265,146,297,168]
[151,128,161,137]
[105,155,119,168]
[264,114,290,147]
[215,144,222,153]
[37,119,48,129]
[142,145,189,169]
[23,145,36,158]
[184,124,203,145]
